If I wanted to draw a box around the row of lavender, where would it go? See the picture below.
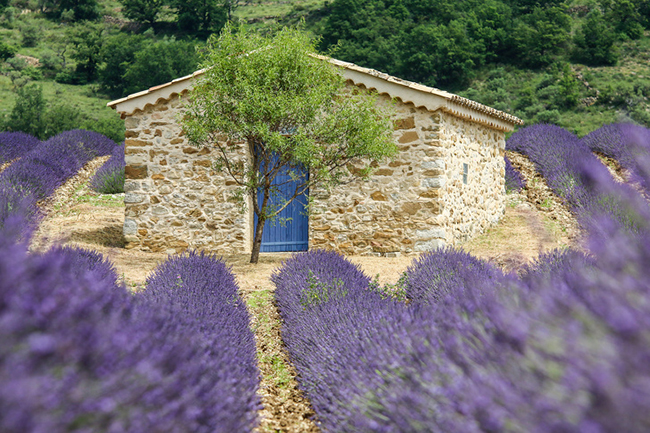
[0,130,125,232]
[1,235,261,431]
[0,130,116,236]
[275,124,650,432]
[0,131,261,431]
[504,122,650,197]
[90,144,125,194]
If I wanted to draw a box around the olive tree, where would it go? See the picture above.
[181,25,397,264]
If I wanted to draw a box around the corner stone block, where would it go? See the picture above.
[123,219,137,236]
[414,239,445,252]
[421,159,444,170]
[125,165,148,179]
[125,117,140,129]
[422,177,446,188]
[416,228,446,240]
[124,193,144,204]
[124,180,139,192]
[398,131,419,144]
[394,117,415,130]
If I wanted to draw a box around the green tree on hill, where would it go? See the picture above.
[600,0,645,39]
[573,9,618,66]
[67,23,104,83]
[119,0,164,26]
[171,0,227,35]
[121,37,199,95]
[181,25,397,263]
[510,6,571,67]
[0,41,16,61]
[98,33,145,98]
[6,83,46,138]
[42,0,100,21]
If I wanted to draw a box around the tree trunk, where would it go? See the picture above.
[250,215,265,264]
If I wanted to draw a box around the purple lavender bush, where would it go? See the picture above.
[506,123,648,229]
[551,134,650,431]
[404,247,505,305]
[581,123,650,192]
[0,242,142,432]
[0,184,37,234]
[0,129,117,230]
[0,131,40,165]
[274,250,437,432]
[513,200,650,431]
[140,251,261,432]
[506,124,599,208]
[276,191,650,432]
[504,155,525,192]
[90,144,125,194]
[1,226,260,431]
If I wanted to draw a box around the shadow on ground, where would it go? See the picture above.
[69,224,126,248]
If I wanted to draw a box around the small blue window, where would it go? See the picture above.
[463,163,468,185]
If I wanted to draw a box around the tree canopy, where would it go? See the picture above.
[181,25,397,263]
[318,0,650,89]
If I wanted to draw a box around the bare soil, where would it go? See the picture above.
[28,155,580,431]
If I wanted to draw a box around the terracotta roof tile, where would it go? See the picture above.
[108,56,523,128]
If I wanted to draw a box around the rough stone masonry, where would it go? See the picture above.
[309,94,507,257]
[110,59,521,256]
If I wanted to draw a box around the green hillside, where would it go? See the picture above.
[0,0,648,141]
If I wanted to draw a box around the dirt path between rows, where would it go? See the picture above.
[28,155,578,432]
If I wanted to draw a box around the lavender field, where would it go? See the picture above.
[0,130,261,432]
[1,124,650,432]
[275,123,650,432]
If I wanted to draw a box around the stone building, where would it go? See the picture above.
[108,58,522,256]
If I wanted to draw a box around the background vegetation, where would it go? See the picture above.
[0,0,648,140]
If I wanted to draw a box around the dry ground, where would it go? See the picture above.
[27,153,579,432]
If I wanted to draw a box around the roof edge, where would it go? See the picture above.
[107,58,522,130]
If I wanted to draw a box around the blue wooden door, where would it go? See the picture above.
[255,160,309,252]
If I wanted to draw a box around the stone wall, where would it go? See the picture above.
[122,97,251,254]
[308,97,446,256]
[121,94,505,256]
[439,113,506,245]
[309,98,506,256]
